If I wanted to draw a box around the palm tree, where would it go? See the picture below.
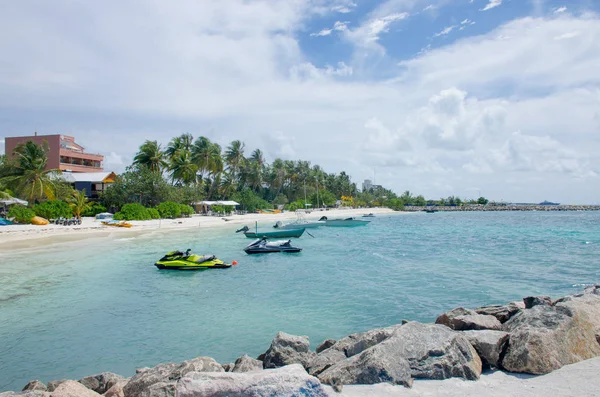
[250,149,265,167]
[0,140,58,204]
[192,137,223,178]
[165,133,193,161]
[224,140,245,180]
[168,150,198,185]
[133,140,166,173]
[69,189,91,219]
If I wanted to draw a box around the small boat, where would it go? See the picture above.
[236,225,305,238]
[273,220,324,229]
[318,216,370,227]
[362,213,375,218]
[155,249,232,270]
[95,212,114,220]
[102,220,133,228]
[424,209,437,213]
[244,238,302,254]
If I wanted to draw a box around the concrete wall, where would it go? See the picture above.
[5,134,61,169]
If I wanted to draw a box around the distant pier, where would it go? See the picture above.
[404,205,600,212]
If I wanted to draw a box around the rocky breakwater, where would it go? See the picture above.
[404,205,600,212]
[3,285,600,396]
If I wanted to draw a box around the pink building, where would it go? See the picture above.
[4,133,104,173]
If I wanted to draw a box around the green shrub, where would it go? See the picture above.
[222,205,233,214]
[8,205,36,224]
[147,208,161,219]
[33,200,72,219]
[179,204,194,217]
[82,203,107,217]
[113,203,151,221]
[211,205,223,214]
[157,201,181,219]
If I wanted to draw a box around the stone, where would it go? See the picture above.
[501,304,600,374]
[46,380,68,392]
[307,348,347,376]
[315,339,336,354]
[79,372,124,394]
[21,381,47,392]
[135,368,150,374]
[583,284,600,295]
[262,332,315,369]
[221,363,234,372]
[122,356,223,397]
[390,322,482,380]
[436,307,502,331]
[462,330,509,369]
[523,296,552,309]
[317,339,413,389]
[51,380,102,397]
[104,380,129,397]
[231,354,263,373]
[474,302,524,323]
[176,364,328,397]
[0,392,50,397]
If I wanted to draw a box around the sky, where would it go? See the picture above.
[1,0,599,204]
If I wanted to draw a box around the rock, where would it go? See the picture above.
[583,284,600,295]
[315,339,336,354]
[122,356,223,397]
[51,380,102,397]
[555,292,600,346]
[0,392,50,397]
[176,364,328,397]
[474,302,524,323]
[262,332,315,369]
[501,304,600,374]
[307,348,347,376]
[523,296,552,309]
[79,372,124,394]
[221,363,234,372]
[390,322,482,380]
[21,381,47,392]
[317,339,413,389]
[46,380,68,392]
[328,325,400,358]
[231,354,263,373]
[462,330,509,369]
[436,307,502,331]
[104,380,129,397]
[135,368,150,374]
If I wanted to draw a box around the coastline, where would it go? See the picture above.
[0,207,398,253]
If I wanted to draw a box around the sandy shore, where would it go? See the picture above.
[0,207,397,252]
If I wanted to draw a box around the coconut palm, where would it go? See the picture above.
[133,140,166,173]
[224,140,245,180]
[168,150,198,185]
[69,189,91,219]
[0,140,58,204]
[165,133,194,161]
[192,137,223,178]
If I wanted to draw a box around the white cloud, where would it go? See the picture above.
[480,0,502,11]
[434,25,455,37]
[554,31,580,40]
[423,5,437,12]
[554,6,567,14]
[311,28,333,37]
[310,20,349,37]
[261,131,296,160]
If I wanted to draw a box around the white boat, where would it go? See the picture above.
[273,212,325,229]
[318,216,370,227]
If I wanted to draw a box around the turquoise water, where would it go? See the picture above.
[1,211,599,391]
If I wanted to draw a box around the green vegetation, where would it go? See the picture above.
[33,200,72,220]
[82,203,107,217]
[69,189,92,219]
[157,201,181,219]
[147,208,161,219]
[7,205,36,224]
[113,203,152,221]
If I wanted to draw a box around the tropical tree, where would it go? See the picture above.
[165,133,193,161]
[0,140,59,204]
[69,189,92,218]
[133,140,166,173]
[224,140,245,180]
[168,150,198,185]
[192,137,223,179]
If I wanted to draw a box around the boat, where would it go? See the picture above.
[273,211,325,229]
[0,217,13,226]
[318,216,370,227]
[236,225,305,238]
[155,249,232,270]
[102,220,133,228]
[244,238,302,254]
[95,212,114,220]
[424,208,437,213]
[362,213,375,218]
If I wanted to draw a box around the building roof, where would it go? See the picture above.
[61,171,116,183]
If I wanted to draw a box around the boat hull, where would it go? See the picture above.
[244,228,305,238]
[244,247,302,254]
[324,220,370,227]
[276,222,324,229]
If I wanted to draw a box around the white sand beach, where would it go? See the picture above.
[0,207,397,252]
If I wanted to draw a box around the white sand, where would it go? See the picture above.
[0,207,397,252]
[326,357,600,396]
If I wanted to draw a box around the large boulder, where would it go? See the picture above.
[104,380,129,397]
[436,307,502,331]
[462,330,509,369]
[474,302,524,323]
[554,291,600,348]
[51,380,102,397]
[0,392,50,397]
[79,372,124,394]
[176,364,328,397]
[501,304,600,374]
[306,348,347,376]
[523,296,552,309]
[315,339,336,354]
[262,332,315,369]
[123,356,223,397]
[21,381,47,392]
[317,339,413,389]
[46,380,68,392]
[231,355,263,373]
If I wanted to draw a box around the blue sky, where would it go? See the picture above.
[1,0,599,203]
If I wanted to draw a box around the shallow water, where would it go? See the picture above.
[1,211,599,391]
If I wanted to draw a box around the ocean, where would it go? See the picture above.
[0,211,599,391]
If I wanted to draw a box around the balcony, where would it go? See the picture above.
[60,156,103,172]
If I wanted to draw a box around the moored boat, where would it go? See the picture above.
[236,225,305,238]
[273,220,324,229]
[318,216,370,227]
[244,238,302,254]
[155,249,232,270]
[362,213,375,218]
[102,220,133,228]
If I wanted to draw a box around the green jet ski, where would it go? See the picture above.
[155,249,232,270]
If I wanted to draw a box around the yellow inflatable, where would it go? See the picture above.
[31,216,49,225]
